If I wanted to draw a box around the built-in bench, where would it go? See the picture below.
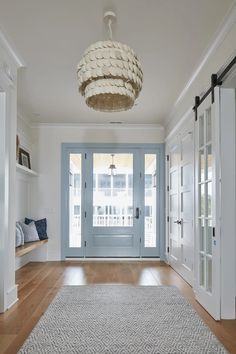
[16,239,48,257]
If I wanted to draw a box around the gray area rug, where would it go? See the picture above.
[18,285,228,353]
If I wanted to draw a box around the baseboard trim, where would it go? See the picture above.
[7,284,18,310]
[15,253,31,270]
[65,257,161,262]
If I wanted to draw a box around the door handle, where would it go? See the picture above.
[135,207,140,219]
[174,220,182,224]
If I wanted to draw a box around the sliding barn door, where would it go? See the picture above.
[195,92,220,320]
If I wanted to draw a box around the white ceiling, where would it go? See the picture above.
[0,0,233,125]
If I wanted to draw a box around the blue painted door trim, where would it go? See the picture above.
[61,143,165,259]
[61,147,86,258]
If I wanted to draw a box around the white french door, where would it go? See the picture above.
[167,121,194,285]
[168,140,180,268]
[195,92,220,320]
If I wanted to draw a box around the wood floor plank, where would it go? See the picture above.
[0,335,16,353]
[0,261,236,354]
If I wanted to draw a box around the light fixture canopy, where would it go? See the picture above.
[77,11,143,112]
[108,154,117,176]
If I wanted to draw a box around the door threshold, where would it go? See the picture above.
[65,257,161,261]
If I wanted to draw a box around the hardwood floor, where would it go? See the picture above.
[0,261,236,353]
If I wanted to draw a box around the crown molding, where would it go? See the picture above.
[32,122,164,130]
[165,0,236,127]
[0,28,25,68]
[17,111,33,129]
[165,107,193,142]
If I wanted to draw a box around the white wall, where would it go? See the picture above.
[17,113,37,170]
[15,114,48,269]
[31,124,164,260]
[16,114,36,226]
[0,33,22,312]
[165,5,236,136]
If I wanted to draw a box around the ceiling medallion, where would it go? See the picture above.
[77,11,143,112]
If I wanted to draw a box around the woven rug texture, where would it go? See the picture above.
[18,285,228,354]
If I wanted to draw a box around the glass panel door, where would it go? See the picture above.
[144,154,157,248]
[198,109,213,293]
[141,153,159,257]
[85,151,140,257]
[69,154,82,248]
[62,151,84,257]
[195,92,220,320]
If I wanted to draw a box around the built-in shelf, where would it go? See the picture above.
[16,239,48,257]
[16,163,38,176]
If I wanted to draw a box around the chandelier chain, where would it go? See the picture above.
[108,18,113,40]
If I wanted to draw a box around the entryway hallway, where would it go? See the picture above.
[1,261,236,353]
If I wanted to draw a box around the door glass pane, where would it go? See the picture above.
[93,153,133,227]
[207,182,212,217]
[200,254,205,287]
[206,108,212,142]
[206,220,212,255]
[144,154,156,248]
[200,184,205,216]
[206,145,212,180]
[206,258,212,293]
[199,149,205,182]
[199,219,205,252]
[199,115,204,147]
[69,154,82,247]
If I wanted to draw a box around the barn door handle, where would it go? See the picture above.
[135,208,140,219]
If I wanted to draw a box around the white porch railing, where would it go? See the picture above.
[70,216,156,247]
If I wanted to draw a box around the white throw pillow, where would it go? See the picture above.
[16,222,24,245]
[19,221,40,243]
[15,226,22,247]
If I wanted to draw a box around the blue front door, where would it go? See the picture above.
[85,149,140,257]
[61,144,163,258]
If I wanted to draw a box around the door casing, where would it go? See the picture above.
[61,143,165,259]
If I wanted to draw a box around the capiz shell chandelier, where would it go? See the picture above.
[77,11,143,112]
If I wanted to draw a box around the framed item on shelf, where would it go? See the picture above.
[19,148,31,169]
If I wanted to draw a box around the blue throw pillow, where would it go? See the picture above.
[25,218,48,240]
